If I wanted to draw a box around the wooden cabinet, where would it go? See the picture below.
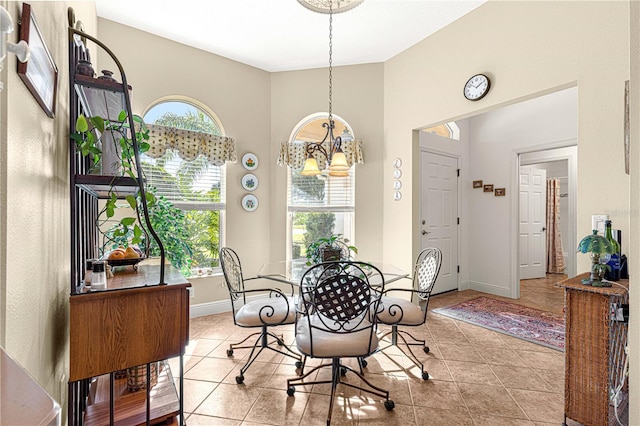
[69,265,189,425]
[559,273,629,426]
[69,266,190,382]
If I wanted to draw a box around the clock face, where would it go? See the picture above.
[464,74,490,101]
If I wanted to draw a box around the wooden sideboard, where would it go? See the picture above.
[69,264,190,425]
[558,273,629,426]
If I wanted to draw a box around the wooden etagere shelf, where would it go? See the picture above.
[67,19,189,426]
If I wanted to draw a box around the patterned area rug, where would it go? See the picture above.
[432,297,565,351]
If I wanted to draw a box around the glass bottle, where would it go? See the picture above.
[604,220,621,281]
[91,260,108,290]
[84,258,94,287]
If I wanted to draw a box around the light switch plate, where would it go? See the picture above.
[592,214,609,235]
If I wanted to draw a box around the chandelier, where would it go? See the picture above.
[298,0,363,177]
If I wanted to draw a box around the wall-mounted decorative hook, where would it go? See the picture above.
[0,6,31,70]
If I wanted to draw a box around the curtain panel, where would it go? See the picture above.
[278,139,364,169]
[145,123,237,166]
[546,178,565,274]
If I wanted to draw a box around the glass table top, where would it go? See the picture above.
[257,259,409,286]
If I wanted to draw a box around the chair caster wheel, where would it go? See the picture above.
[340,366,347,376]
[295,361,303,369]
[360,359,368,368]
[287,386,296,396]
[384,400,395,411]
[423,346,430,354]
[422,372,430,380]
[277,339,284,346]
[235,375,244,384]
[226,349,234,357]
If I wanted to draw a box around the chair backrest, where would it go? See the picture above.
[413,247,442,302]
[219,247,245,300]
[300,261,384,334]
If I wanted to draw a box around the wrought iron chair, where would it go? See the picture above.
[287,261,395,424]
[374,247,442,380]
[219,247,302,384]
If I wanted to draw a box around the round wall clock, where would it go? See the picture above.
[463,73,491,101]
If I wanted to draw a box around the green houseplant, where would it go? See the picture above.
[71,111,151,249]
[71,112,194,274]
[305,234,357,265]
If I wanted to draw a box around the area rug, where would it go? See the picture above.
[432,297,565,351]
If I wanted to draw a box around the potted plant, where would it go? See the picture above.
[71,111,151,251]
[305,234,357,265]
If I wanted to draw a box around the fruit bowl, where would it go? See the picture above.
[107,257,145,270]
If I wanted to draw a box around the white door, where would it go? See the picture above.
[421,151,458,294]
[519,166,547,279]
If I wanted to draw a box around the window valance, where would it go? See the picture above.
[277,139,364,169]
[145,123,237,166]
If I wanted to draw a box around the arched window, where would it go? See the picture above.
[286,113,356,261]
[141,98,233,275]
[423,121,460,140]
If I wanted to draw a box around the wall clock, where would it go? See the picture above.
[463,73,491,101]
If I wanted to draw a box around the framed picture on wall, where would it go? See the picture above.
[495,188,506,196]
[17,3,58,118]
[473,180,483,188]
[483,184,494,192]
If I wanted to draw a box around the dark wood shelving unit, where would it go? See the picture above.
[74,174,139,199]
[67,20,188,426]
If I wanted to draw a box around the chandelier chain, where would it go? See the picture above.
[328,1,333,121]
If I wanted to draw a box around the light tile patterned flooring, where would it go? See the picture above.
[169,275,570,425]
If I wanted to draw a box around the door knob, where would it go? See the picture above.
[542,227,547,231]
[422,230,430,235]
[421,220,426,225]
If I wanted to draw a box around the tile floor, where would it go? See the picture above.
[169,275,571,425]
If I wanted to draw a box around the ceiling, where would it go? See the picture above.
[95,0,485,72]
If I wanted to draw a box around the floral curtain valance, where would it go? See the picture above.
[145,123,237,166]
[277,139,364,170]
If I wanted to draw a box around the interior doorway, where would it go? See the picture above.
[517,146,577,297]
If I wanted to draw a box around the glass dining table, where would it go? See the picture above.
[256,258,410,287]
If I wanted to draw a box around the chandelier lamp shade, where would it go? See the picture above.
[299,0,360,177]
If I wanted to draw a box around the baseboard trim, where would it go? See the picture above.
[190,300,231,318]
[189,294,272,318]
[466,281,512,298]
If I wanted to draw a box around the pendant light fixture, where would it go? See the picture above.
[299,0,362,177]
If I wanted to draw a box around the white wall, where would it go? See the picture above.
[466,88,577,295]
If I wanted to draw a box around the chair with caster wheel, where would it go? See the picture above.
[220,247,302,384]
[374,247,442,380]
[286,261,394,425]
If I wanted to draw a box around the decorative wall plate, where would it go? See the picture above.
[241,173,258,191]
[393,169,402,179]
[394,191,402,201]
[242,153,259,170]
[393,158,402,168]
[393,180,402,190]
[242,194,258,212]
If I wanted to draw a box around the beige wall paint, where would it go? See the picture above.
[628,0,639,422]
[384,0,630,280]
[270,64,384,263]
[1,0,97,417]
[97,18,272,303]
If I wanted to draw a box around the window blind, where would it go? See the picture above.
[140,149,225,208]
[287,168,355,213]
